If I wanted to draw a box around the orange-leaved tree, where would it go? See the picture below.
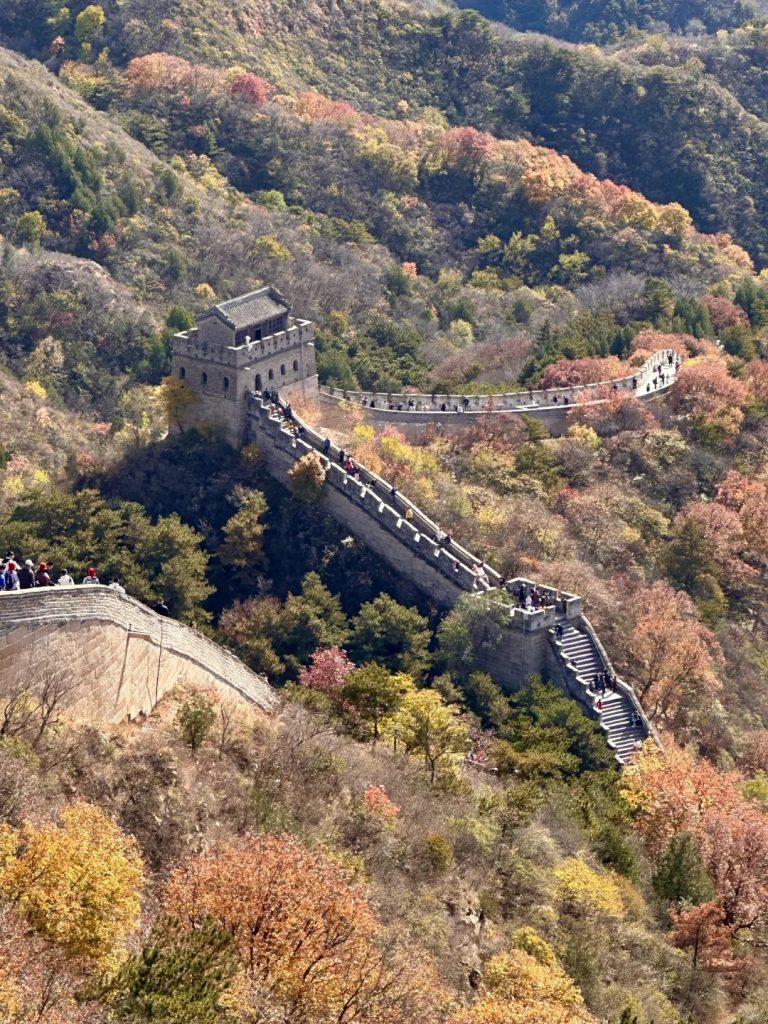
[669,356,750,445]
[539,356,625,389]
[165,834,445,1023]
[667,899,739,973]
[715,470,768,564]
[566,389,655,437]
[624,743,768,938]
[0,905,105,1023]
[621,742,742,858]
[623,580,723,729]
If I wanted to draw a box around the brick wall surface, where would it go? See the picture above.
[0,588,276,723]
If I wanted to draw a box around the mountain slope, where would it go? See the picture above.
[12,0,766,263]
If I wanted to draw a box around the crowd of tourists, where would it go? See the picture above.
[0,553,172,616]
[0,554,123,592]
[504,580,559,610]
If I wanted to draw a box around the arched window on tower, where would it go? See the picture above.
[223,376,230,393]
[179,366,186,379]
[292,359,299,372]
[268,368,274,381]
[255,373,262,392]
[201,371,208,387]
[280,364,286,376]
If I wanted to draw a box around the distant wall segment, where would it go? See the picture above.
[319,348,680,436]
[0,587,276,723]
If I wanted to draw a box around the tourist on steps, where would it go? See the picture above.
[82,567,100,585]
[109,578,126,594]
[57,569,74,587]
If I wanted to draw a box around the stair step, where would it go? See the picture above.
[551,625,648,766]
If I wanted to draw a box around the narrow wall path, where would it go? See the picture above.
[319,348,680,435]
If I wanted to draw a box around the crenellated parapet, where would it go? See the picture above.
[319,348,680,437]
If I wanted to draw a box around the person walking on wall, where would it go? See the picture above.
[35,563,54,587]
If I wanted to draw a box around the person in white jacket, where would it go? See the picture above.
[57,569,74,587]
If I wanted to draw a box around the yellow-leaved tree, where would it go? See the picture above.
[0,802,143,961]
[553,856,626,919]
[451,932,597,1024]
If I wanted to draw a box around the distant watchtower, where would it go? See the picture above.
[171,286,317,446]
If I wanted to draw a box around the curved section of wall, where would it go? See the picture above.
[0,587,276,723]
[319,348,680,434]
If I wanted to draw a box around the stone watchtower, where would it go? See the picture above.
[170,286,317,447]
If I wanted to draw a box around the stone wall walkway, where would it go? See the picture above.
[319,348,680,435]
[0,586,276,722]
[247,358,676,765]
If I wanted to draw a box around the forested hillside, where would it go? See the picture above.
[455,0,758,41]
[4,1,768,1022]
[5,0,768,259]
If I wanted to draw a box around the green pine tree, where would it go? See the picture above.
[102,916,237,1022]
[652,833,715,907]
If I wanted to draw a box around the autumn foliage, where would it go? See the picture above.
[624,743,768,946]
[125,53,260,100]
[624,580,723,728]
[669,356,751,444]
[451,941,597,1024]
[165,834,444,1022]
[539,355,626,389]
[0,803,142,962]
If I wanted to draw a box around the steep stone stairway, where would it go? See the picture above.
[554,619,646,762]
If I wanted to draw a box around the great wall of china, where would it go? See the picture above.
[318,347,680,437]
[0,283,679,765]
[245,367,675,762]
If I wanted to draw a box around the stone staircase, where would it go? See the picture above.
[553,619,646,762]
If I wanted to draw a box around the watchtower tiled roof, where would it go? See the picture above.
[199,287,290,331]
